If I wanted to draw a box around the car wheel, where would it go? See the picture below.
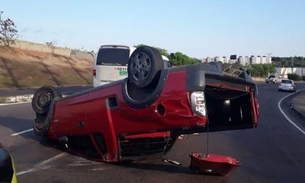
[34,113,49,135]
[128,46,163,88]
[32,86,62,114]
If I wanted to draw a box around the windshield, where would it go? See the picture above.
[282,80,292,84]
[96,48,130,66]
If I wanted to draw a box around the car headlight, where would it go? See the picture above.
[190,91,206,116]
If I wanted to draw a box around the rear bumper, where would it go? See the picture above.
[279,87,295,91]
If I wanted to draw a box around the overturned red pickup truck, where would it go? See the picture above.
[32,46,259,175]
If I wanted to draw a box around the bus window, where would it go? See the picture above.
[96,48,130,66]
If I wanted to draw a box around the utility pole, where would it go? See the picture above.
[267,53,272,76]
[267,53,272,63]
[291,57,294,74]
[302,57,304,77]
[0,11,3,22]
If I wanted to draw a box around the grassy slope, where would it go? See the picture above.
[0,46,93,89]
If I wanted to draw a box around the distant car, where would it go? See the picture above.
[265,75,279,83]
[278,79,297,92]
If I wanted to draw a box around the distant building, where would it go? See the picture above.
[222,56,228,63]
[202,54,274,66]
[218,56,228,64]
[266,56,272,64]
[261,56,267,64]
[257,56,261,64]
[244,56,250,65]
[250,55,256,64]
[238,56,245,65]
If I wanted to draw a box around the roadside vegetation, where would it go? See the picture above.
[0,11,19,46]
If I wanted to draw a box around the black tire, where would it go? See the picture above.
[128,46,163,88]
[32,86,62,114]
[34,113,49,135]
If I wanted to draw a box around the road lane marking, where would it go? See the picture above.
[16,152,67,176]
[11,129,33,136]
[278,90,305,135]
[0,102,31,106]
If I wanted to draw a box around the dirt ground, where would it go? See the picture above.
[0,46,94,89]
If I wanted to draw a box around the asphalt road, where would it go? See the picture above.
[0,85,93,97]
[1,84,305,183]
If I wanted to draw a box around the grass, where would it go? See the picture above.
[0,97,6,103]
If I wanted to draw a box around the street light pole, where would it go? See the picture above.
[291,57,294,74]
[0,11,3,21]
[267,53,272,76]
[302,57,304,77]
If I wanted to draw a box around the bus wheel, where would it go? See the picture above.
[128,46,163,88]
[32,86,62,114]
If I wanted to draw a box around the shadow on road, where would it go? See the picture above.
[0,116,64,151]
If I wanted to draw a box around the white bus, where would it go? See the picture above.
[93,45,170,87]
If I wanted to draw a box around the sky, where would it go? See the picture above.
[1,0,305,58]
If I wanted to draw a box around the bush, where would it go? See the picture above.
[302,75,305,81]
[287,73,301,81]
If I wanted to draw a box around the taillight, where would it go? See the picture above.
[93,69,96,77]
[255,98,260,117]
[190,91,206,116]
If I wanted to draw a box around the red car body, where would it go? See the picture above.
[33,63,259,163]
[32,46,259,169]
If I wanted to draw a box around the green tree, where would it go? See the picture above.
[0,11,19,46]
[134,44,170,57]
[134,44,200,66]
[272,56,305,67]
[247,64,276,77]
[169,52,200,66]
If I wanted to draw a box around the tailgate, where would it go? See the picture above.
[186,63,259,132]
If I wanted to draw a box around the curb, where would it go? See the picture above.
[290,90,305,121]
[291,107,305,121]
[0,94,34,104]
[0,94,71,104]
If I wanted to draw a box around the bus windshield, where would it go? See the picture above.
[96,48,130,66]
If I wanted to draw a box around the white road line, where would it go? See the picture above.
[11,129,33,136]
[16,168,36,176]
[0,102,31,106]
[278,90,305,135]
[16,152,67,176]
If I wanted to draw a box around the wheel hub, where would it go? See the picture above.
[38,92,52,108]
[130,52,152,82]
